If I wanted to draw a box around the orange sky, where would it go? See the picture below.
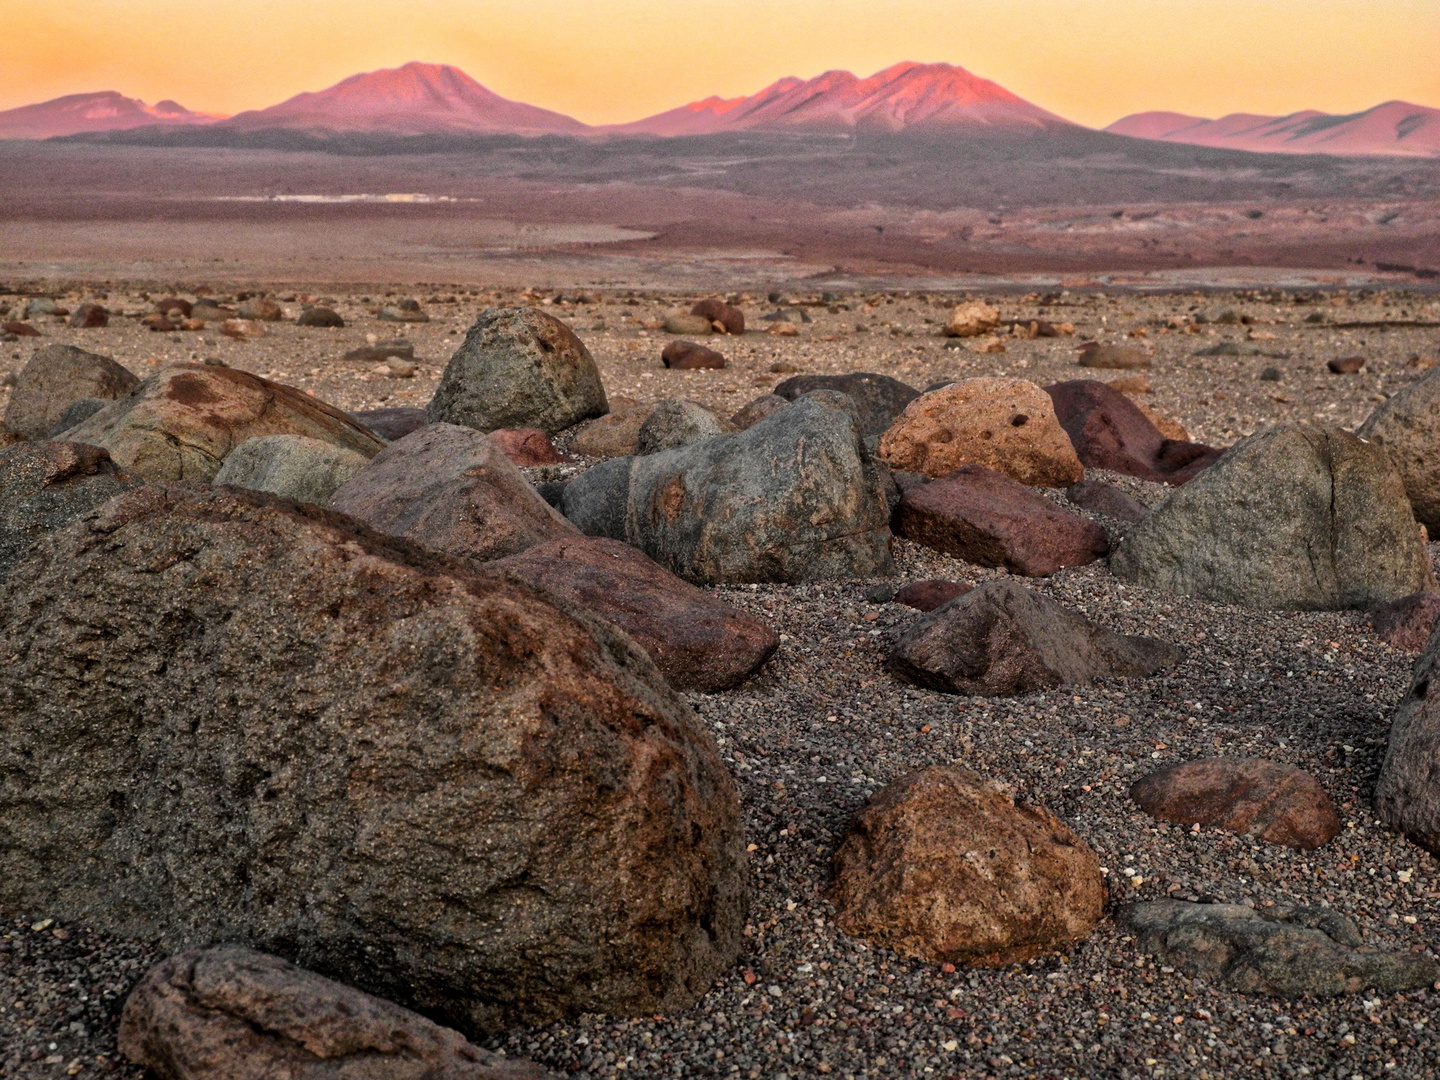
[2,0,1437,127]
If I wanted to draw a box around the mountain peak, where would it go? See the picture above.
[0,90,222,139]
[1107,100,1440,157]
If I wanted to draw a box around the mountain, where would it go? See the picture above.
[0,91,222,139]
[1107,101,1440,157]
[219,62,588,135]
[607,61,1072,136]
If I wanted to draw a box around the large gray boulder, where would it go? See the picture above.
[213,435,369,506]
[427,308,608,436]
[634,399,730,455]
[1376,624,1440,853]
[1358,366,1440,531]
[0,484,746,1033]
[1110,424,1434,610]
[559,391,893,584]
[0,440,135,579]
[4,344,139,440]
[331,423,579,563]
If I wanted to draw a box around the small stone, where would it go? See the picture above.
[773,373,918,438]
[661,339,726,369]
[1259,366,1282,381]
[635,399,731,455]
[690,298,744,335]
[1327,356,1365,374]
[1077,342,1150,369]
[1371,591,1440,652]
[343,339,415,363]
[236,297,282,321]
[350,406,428,442]
[892,579,971,612]
[296,306,344,328]
[729,393,788,431]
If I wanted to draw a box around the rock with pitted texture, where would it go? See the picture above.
[888,578,1180,696]
[690,298,744,335]
[5,344,140,440]
[213,435,369,506]
[773,373,919,439]
[331,423,578,562]
[1131,758,1340,849]
[1111,424,1435,610]
[1371,591,1440,653]
[831,767,1104,966]
[662,313,713,336]
[0,483,746,1033]
[1045,380,1221,485]
[635,400,731,455]
[60,364,384,482]
[1357,365,1440,531]
[0,440,135,578]
[661,339,726,370]
[428,308,608,436]
[119,947,556,1080]
[879,378,1082,485]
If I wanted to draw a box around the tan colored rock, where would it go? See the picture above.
[568,402,657,458]
[878,377,1083,485]
[944,301,1001,338]
[663,313,713,336]
[62,364,384,482]
[766,320,799,337]
[969,336,1006,354]
[220,319,264,341]
[831,767,1105,966]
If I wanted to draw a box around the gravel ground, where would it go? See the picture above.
[3,283,1440,1079]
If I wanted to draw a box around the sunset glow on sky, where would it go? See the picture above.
[3,0,1437,127]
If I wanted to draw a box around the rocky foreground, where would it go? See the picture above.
[2,283,1440,1080]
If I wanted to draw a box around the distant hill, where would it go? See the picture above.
[607,61,1072,136]
[218,62,588,136]
[0,91,222,139]
[1107,102,1440,157]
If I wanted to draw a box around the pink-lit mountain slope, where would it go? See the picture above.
[607,62,1072,136]
[219,62,588,135]
[0,92,222,139]
[1107,102,1440,157]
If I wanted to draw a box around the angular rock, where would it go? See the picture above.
[635,399,730,455]
[0,484,745,1032]
[1065,478,1149,522]
[662,313,713,336]
[213,435,369,506]
[772,372,920,438]
[1125,900,1440,997]
[568,403,655,458]
[296,306,344,328]
[379,300,429,323]
[893,464,1108,577]
[879,378,1083,485]
[1111,424,1435,610]
[943,301,1001,338]
[0,440,135,579]
[729,393,788,431]
[62,364,384,482]
[887,578,1180,695]
[1357,365,1440,530]
[661,339,726,370]
[560,391,893,584]
[487,427,567,466]
[236,296,282,321]
[68,302,108,328]
[119,947,554,1080]
[351,405,428,442]
[690,298,744,335]
[2,321,41,337]
[428,308,608,436]
[331,423,579,562]
[831,767,1104,966]
[1077,343,1150,369]
[1045,380,1221,485]
[1131,758,1340,849]
[5,343,140,440]
[893,579,971,612]
[1371,591,1440,652]
[488,535,777,691]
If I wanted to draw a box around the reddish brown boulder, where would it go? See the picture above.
[893,579,972,612]
[237,296,283,321]
[488,427,568,466]
[296,306,343,328]
[893,463,1109,576]
[488,536,777,691]
[120,947,555,1080]
[1,321,40,337]
[690,298,744,335]
[831,767,1105,966]
[662,339,726,370]
[1372,591,1440,652]
[1045,380,1221,485]
[1131,758,1341,849]
[68,303,108,328]
[155,297,193,318]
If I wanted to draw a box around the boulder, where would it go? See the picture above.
[1377,628,1440,853]
[488,536,777,691]
[68,302,108,328]
[1125,901,1440,997]
[213,435,369,506]
[561,391,893,585]
[772,373,920,438]
[236,297,282,321]
[0,484,746,1032]
[879,378,1083,486]
[690,298,744,335]
[568,403,655,458]
[49,397,109,437]
[4,343,140,440]
[1077,343,1150,369]
[1044,380,1221,485]
[428,308,608,436]
[943,301,1001,338]
[662,313,713,336]
[296,306,344,328]
[119,948,554,1080]
[729,393,788,431]
[1065,478,1149,523]
[1357,365,1440,531]
[893,464,1109,577]
[1371,591,1440,652]
[635,399,731,455]
[487,427,567,466]
[351,405,428,442]
[661,339,726,370]
[831,767,1104,966]
[1130,758,1340,849]
[888,578,1180,696]
[0,440,135,579]
[1110,425,1435,610]
[61,364,384,482]
[893,579,971,612]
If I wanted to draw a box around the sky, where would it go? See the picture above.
[2,0,1437,127]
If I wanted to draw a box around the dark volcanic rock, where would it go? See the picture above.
[1125,900,1440,997]
[4,343,140,440]
[1328,356,1366,374]
[887,578,1180,696]
[1371,591,1440,652]
[773,373,920,438]
[1076,342,1148,369]
[1,321,40,337]
[1130,758,1340,849]
[662,339,726,370]
[488,535,777,691]
[893,464,1109,577]
[427,307,608,436]
[119,947,555,1080]
[1065,478,1149,522]
[296,306,344,328]
[0,484,746,1033]
[1045,379,1221,485]
[0,440,135,579]
[893,579,972,612]
[352,405,428,442]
